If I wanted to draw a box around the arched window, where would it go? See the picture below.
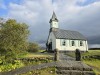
[80,41,83,46]
[72,41,75,46]
[61,39,66,46]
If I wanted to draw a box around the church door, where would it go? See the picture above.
[49,42,52,50]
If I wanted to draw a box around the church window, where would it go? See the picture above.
[61,39,66,46]
[80,41,83,46]
[72,41,75,46]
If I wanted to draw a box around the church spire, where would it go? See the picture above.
[49,12,59,29]
[49,12,58,23]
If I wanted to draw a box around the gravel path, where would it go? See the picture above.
[59,53,75,61]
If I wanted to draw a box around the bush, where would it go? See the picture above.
[28,43,39,52]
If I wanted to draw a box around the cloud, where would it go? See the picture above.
[4,0,100,43]
[8,0,53,25]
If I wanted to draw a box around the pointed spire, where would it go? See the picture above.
[49,12,58,23]
[52,11,57,19]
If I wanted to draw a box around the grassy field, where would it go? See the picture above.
[82,50,100,75]
[18,51,55,75]
[83,59,100,75]
[18,50,54,58]
[82,50,100,56]
[66,50,100,56]
[20,67,56,75]
[66,50,100,75]
[23,53,54,58]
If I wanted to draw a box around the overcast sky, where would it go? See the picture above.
[0,0,100,43]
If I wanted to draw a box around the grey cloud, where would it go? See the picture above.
[5,0,100,45]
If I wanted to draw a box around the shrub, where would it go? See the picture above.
[28,43,39,52]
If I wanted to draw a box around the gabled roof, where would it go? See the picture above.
[52,29,86,40]
[49,12,58,23]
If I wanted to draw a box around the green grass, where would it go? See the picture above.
[66,50,100,57]
[82,50,100,75]
[83,59,100,75]
[20,67,56,75]
[82,50,100,56]
[23,53,54,58]
[66,50,100,75]
[38,50,46,53]
[18,50,54,58]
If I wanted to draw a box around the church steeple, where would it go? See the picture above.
[49,12,59,29]
[49,12,58,23]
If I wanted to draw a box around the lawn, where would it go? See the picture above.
[82,50,100,75]
[66,50,100,58]
[24,53,54,58]
[20,67,56,75]
[18,50,54,58]
[82,50,100,56]
[83,59,100,75]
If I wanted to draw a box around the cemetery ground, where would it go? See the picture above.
[66,50,100,75]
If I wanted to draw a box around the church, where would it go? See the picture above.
[46,12,88,52]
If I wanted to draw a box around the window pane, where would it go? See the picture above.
[61,39,66,46]
[72,41,75,46]
[80,41,83,46]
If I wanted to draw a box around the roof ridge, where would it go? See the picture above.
[59,28,78,32]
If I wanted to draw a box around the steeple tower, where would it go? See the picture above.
[49,12,59,29]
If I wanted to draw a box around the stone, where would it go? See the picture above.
[82,71,96,75]
[75,49,81,61]
[54,49,59,61]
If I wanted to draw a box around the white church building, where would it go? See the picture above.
[46,12,88,52]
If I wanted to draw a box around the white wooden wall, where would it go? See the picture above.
[56,39,88,51]
[48,32,56,50]
[48,33,88,51]
[50,21,58,28]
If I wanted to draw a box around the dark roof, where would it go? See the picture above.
[49,12,58,23]
[53,29,86,40]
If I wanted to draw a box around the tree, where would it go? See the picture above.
[0,19,29,59]
[28,43,39,52]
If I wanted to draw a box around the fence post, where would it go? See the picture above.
[54,49,59,61]
[75,49,81,61]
